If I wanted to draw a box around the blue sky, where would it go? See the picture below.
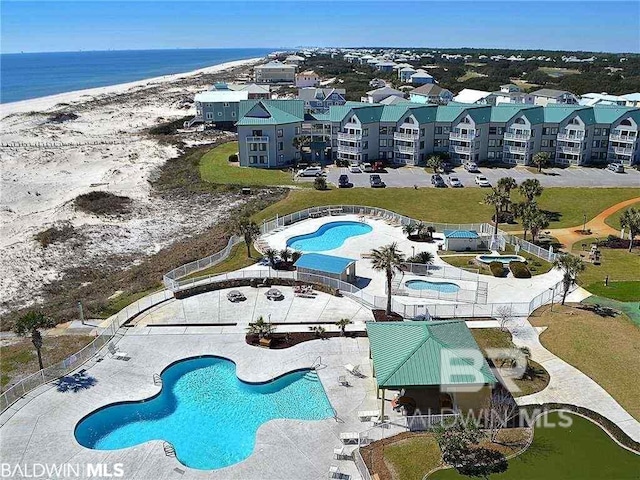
[2,1,639,54]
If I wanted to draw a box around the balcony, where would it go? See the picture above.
[504,131,531,141]
[504,144,528,154]
[337,145,362,154]
[246,136,269,143]
[610,132,637,143]
[556,145,582,154]
[395,145,418,155]
[449,144,472,154]
[557,132,584,142]
[449,131,476,140]
[337,132,362,141]
[609,146,634,155]
[394,131,419,141]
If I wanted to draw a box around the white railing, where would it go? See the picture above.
[609,146,634,155]
[556,145,582,154]
[503,131,531,141]
[173,268,296,291]
[246,136,269,143]
[557,132,584,141]
[609,132,636,142]
[393,132,419,141]
[337,132,362,141]
[449,144,472,154]
[449,131,475,140]
[0,289,174,414]
[503,144,527,154]
[395,144,418,154]
[337,145,361,154]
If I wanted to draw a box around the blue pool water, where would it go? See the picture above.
[74,356,333,470]
[287,221,372,252]
[476,254,526,265]
[405,279,461,293]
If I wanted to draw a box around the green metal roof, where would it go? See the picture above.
[367,320,496,388]
[542,104,588,124]
[592,105,639,124]
[490,105,544,124]
[380,105,411,123]
[407,105,438,124]
[237,100,304,126]
[350,104,385,124]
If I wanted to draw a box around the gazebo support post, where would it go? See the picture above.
[380,388,385,422]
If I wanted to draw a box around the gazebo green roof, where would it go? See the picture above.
[367,320,496,388]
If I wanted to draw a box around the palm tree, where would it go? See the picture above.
[496,177,517,212]
[292,135,311,164]
[279,248,292,264]
[529,211,550,244]
[426,226,436,242]
[553,253,585,305]
[484,188,509,235]
[13,311,56,370]
[619,207,640,253]
[519,178,544,202]
[532,151,550,173]
[247,316,275,339]
[335,318,352,336]
[402,223,417,238]
[234,217,261,258]
[411,251,434,265]
[264,248,278,268]
[415,221,427,239]
[370,243,406,316]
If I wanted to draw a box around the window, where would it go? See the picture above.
[420,128,425,136]
[550,140,556,147]
[224,102,230,108]
[206,112,213,120]
[515,117,525,124]
[461,117,470,123]
[443,127,451,134]
[592,140,599,148]
[420,141,424,149]
[231,111,236,117]
[363,128,369,137]
[379,139,387,147]
[542,139,549,147]
[252,130,263,136]
[489,127,497,135]
[278,142,283,151]
[488,139,496,147]
[551,128,558,135]
[497,127,504,135]
[332,126,338,134]
[295,127,300,135]
[435,126,443,135]
[259,156,267,164]
[249,156,257,164]
[363,141,368,149]
[217,112,222,116]
[602,140,607,148]
[250,144,257,151]
[279,154,285,163]
[488,151,495,159]
[277,129,283,137]
[603,129,609,136]
[379,126,388,135]
[594,128,601,136]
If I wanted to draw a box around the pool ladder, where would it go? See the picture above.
[153,373,162,386]
[163,441,176,457]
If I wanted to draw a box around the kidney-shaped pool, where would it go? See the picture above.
[286,221,372,252]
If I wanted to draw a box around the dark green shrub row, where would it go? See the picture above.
[509,261,532,278]
[174,278,340,299]
[520,403,640,453]
[489,261,507,277]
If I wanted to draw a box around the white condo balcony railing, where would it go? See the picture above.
[610,132,637,142]
[609,146,634,155]
[337,145,362,154]
[337,132,362,141]
[503,131,531,141]
[394,132,420,141]
[557,132,584,141]
[557,145,582,154]
[504,144,528,154]
[449,131,476,140]
[395,145,418,154]
[449,144,472,154]
[246,136,269,143]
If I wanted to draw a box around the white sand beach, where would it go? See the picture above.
[0,57,264,314]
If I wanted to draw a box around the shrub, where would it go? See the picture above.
[489,261,507,277]
[228,153,238,162]
[34,222,76,248]
[509,261,532,278]
[148,116,191,135]
[74,191,132,216]
[313,177,328,190]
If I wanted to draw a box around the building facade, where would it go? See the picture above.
[253,61,297,84]
[295,70,321,88]
[190,90,249,127]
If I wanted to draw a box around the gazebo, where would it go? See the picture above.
[366,320,496,419]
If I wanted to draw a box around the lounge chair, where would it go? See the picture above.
[328,465,340,478]
[344,364,363,377]
[358,410,381,421]
[338,375,350,387]
[334,446,353,460]
[339,432,359,444]
[108,343,128,360]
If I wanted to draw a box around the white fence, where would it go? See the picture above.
[394,263,486,304]
[0,289,173,414]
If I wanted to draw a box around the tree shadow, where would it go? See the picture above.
[540,209,561,223]
[55,370,98,393]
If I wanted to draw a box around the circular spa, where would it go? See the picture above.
[286,220,372,252]
[476,254,526,265]
[405,279,461,293]
[74,356,333,470]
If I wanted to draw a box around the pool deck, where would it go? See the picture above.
[0,332,386,480]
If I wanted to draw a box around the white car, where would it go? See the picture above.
[464,162,479,172]
[348,164,362,173]
[448,176,463,188]
[298,166,323,177]
[475,175,490,187]
[362,162,373,172]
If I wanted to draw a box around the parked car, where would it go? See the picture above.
[369,174,386,188]
[607,163,625,173]
[464,162,479,172]
[475,175,490,187]
[348,163,362,173]
[338,174,351,188]
[362,162,374,173]
[448,175,463,188]
[439,161,452,173]
[298,166,323,177]
[431,174,446,187]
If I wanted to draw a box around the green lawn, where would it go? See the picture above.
[582,296,640,327]
[584,280,640,302]
[182,241,260,279]
[384,435,443,480]
[252,187,640,229]
[571,237,640,289]
[199,142,309,187]
[605,201,640,230]
[430,412,640,479]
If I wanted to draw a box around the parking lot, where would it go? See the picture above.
[319,164,640,189]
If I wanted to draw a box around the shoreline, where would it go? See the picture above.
[0,56,265,117]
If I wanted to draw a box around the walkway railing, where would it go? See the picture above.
[0,289,173,414]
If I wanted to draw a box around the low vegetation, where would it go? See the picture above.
[605,201,640,230]
[74,191,132,216]
[530,304,640,421]
[34,222,77,248]
[509,261,531,278]
[183,242,260,280]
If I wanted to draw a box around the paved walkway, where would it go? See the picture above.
[509,316,640,443]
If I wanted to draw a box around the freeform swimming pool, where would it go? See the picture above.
[286,221,372,251]
[476,254,526,264]
[405,279,461,293]
[74,356,333,470]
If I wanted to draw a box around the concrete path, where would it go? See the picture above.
[508,316,640,442]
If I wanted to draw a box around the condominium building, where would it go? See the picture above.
[253,61,297,84]
[235,101,640,168]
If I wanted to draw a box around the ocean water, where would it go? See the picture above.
[74,356,333,470]
[0,48,273,103]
